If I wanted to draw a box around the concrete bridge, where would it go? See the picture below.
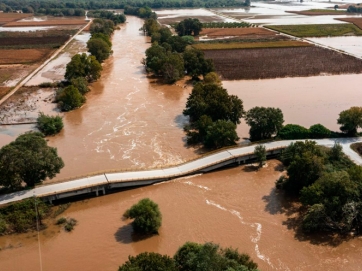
[0,137,362,206]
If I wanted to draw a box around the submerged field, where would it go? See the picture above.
[266,23,362,37]
[204,46,362,80]
[287,9,348,16]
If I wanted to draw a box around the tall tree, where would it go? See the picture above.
[0,132,64,189]
[87,37,112,63]
[65,53,102,82]
[337,106,362,136]
[175,18,202,36]
[245,107,284,141]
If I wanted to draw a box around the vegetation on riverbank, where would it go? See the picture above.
[37,112,63,135]
[276,140,362,234]
[0,132,64,190]
[351,142,362,157]
[119,242,260,271]
[266,23,362,37]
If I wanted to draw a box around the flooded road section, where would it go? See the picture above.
[46,16,197,181]
[1,160,362,271]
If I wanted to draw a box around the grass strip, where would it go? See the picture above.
[266,23,362,37]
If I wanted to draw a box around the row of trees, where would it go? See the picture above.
[88,10,126,24]
[0,0,246,12]
[276,140,362,233]
[124,5,157,19]
[58,18,118,111]
[143,19,214,83]
[119,242,259,271]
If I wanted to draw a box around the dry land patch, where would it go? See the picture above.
[0,13,31,25]
[266,23,362,37]
[204,46,362,80]
[286,9,348,16]
[337,17,362,30]
[0,48,54,64]
[193,40,311,50]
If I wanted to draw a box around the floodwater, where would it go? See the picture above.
[309,36,362,58]
[2,160,362,271]
[2,12,362,270]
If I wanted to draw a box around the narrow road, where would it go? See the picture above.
[0,137,361,206]
[0,19,92,106]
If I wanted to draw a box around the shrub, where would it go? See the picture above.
[56,85,85,112]
[37,112,63,136]
[64,218,77,232]
[278,124,310,139]
[70,77,89,95]
[56,217,66,225]
[123,198,162,234]
[309,124,331,139]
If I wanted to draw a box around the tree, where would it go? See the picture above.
[65,53,102,82]
[278,124,309,140]
[123,198,162,234]
[204,120,239,149]
[337,107,362,136]
[254,145,266,168]
[183,83,244,124]
[90,18,114,36]
[329,142,343,161]
[183,47,214,79]
[142,18,159,36]
[87,37,112,63]
[37,112,63,136]
[144,44,167,75]
[70,77,89,95]
[204,72,221,85]
[162,52,185,83]
[56,85,85,111]
[245,107,284,141]
[175,18,202,36]
[119,252,176,271]
[0,132,64,189]
[309,124,331,139]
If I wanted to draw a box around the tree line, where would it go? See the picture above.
[0,0,247,13]
[143,18,214,83]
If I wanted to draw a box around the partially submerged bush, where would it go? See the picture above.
[37,112,63,136]
[56,85,85,112]
[56,217,66,225]
[278,124,310,139]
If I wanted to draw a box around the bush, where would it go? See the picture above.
[123,198,162,235]
[70,77,89,95]
[309,124,331,139]
[56,85,85,112]
[64,218,77,232]
[37,112,63,136]
[56,217,66,225]
[278,124,310,139]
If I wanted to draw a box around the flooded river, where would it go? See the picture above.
[2,14,362,271]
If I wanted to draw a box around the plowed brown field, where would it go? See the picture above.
[3,19,86,27]
[204,46,362,80]
[338,18,362,30]
[0,49,54,64]
[0,13,31,25]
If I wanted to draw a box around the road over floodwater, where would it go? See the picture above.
[0,137,361,206]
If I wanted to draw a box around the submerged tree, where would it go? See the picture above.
[254,144,267,168]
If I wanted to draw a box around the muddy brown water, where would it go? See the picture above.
[2,15,362,270]
[1,160,362,271]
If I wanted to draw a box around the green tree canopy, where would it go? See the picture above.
[309,124,331,139]
[254,144,266,168]
[37,112,63,136]
[119,252,176,271]
[142,18,159,36]
[245,107,284,141]
[70,77,89,95]
[175,18,202,36]
[337,107,362,136]
[123,198,162,234]
[0,132,64,189]
[183,82,244,124]
[162,52,185,83]
[183,47,214,79]
[56,85,85,112]
[65,53,102,82]
[90,18,115,36]
[204,120,239,149]
[278,124,309,140]
[87,37,112,63]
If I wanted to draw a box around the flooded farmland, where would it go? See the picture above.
[1,5,362,271]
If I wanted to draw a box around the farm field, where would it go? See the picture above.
[199,27,275,37]
[338,17,362,30]
[3,19,87,27]
[193,40,311,50]
[0,13,31,25]
[266,23,362,37]
[286,9,348,16]
[0,65,35,87]
[204,46,362,80]
[0,48,54,65]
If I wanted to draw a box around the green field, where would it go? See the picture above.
[266,23,362,37]
[193,40,312,50]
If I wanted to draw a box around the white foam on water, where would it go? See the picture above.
[183,181,211,191]
[206,200,284,270]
